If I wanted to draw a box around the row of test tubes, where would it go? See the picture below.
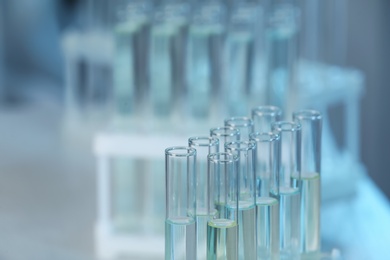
[165,106,323,260]
[113,0,299,128]
[64,0,300,131]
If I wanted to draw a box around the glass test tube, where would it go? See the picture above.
[187,1,227,122]
[189,137,219,260]
[210,126,240,152]
[272,121,301,259]
[225,1,260,116]
[265,0,299,113]
[207,152,239,260]
[113,0,151,120]
[224,117,254,140]
[225,140,257,260]
[251,105,282,133]
[293,110,322,255]
[150,1,189,126]
[250,132,280,260]
[165,147,197,260]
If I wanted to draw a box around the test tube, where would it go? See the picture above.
[165,147,197,260]
[113,0,151,120]
[251,105,282,133]
[272,121,301,259]
[207,152,239,260]
[293,110,322,255]
[187,1,227,122]
[210,126,240,152]
[225,1,260,116]
[150,1,189,127]
[265,0,299,113]
[250,131,280,260]
[224,117,254,140]
[225,140,257,260]
[189,137,219,260]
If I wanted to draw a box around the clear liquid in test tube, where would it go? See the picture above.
[207,152,239,260]
[189,137,219,260]
[272,121,301,259]
[293,110,322,256]
[225,140,257,260]
[165,147,197,260]
[250,131,281,260]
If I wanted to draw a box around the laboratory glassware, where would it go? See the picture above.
[272,121,301,259]
[207,152,239,260]
[189,136,219,260]
[265,0,299,113]
[210,126,240,152]
[224,117,254,141]
[225,1,261,116]
[293,110,322,255]
[150,0,189,127]
[113,0,151,120]
[251,105,282,133]
[165,146,197,260]
[111,0,153,238]
[187,0,227,123]
[250,131,280,260]
[225,140,257,260]
[63,0,114,126]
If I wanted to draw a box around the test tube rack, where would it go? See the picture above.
[92,63,365,258]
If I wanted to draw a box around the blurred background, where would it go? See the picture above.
[0,0,390,259]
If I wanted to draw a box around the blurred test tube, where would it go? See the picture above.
[265,0,299,114]
[63,0,114,125]
[149,0,190,130]
[187,0,227,126]
[113,0,152,125]
[225,0,262,116]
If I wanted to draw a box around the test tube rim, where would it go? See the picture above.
[224,116,254,128]
[225,140,256,152]
[293,109,322,121]
[116,1,152,22]
[250,131,280,142]
[272,121,301,132]
[188,136,219,147]
[251,105,282,118]
[230,1,261,25]
[208,152,238,164]
[210,126,240,137]
[165,146,197,157]
[152,1,190,24]
[192,1,227,26]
